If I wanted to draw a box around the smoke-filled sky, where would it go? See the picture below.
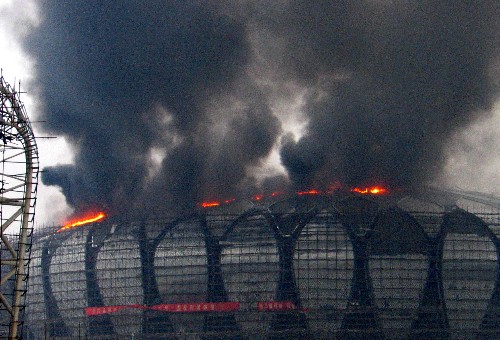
[1,0,499,224]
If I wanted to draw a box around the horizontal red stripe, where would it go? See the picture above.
[86,301,309,316]
[86,302,239,316]
[151,302,239,313]
[257,301,308,312]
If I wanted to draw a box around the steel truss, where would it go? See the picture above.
[0,76,39,339]
[25,195,500,339]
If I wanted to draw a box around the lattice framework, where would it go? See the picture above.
[0,75,39,339]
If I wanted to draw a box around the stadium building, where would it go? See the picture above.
[25,188,499,339]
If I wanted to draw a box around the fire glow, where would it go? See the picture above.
[57,212,106,233]
[351,186,388,195]
[200,192,283,208]
[200,201,221,208]
[297,189,320,196]
[199,185,388,208]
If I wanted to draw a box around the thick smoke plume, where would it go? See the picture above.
[257,1,499,190]
[28,1,498,218]
[29,1,280,217]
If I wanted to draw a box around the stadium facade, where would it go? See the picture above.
[25,189,499,339]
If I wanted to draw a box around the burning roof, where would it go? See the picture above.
[57,212,106,233]
[29,2,499,220]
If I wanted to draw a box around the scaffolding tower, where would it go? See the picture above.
[0,75,39,339]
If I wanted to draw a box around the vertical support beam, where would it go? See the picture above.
[203,226,240,335]
[411,237,449,339]
[41,239,70,337]
[336,197,384,339]
[138,222,175,338]
[0,76,39,339]
[9,136,33,339]
[340,236,384,339]
[85,229,114,336]
[478,238,500,339]
[270,236,308,336]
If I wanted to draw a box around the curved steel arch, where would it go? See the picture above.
[293,206,354,335]
[40,233,73,338]
[439,209,499,339]
[218,206,281,335]
[145,215,201,337]
[369,207,430,339]
[85,223,116,337]
[264,200,319,336]
[412,208,499,339]
[0,75,39,339]
[19,192,500,338]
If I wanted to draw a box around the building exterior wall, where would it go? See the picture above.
[25,196,500,339]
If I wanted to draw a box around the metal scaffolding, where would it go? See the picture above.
[0,75,39,339]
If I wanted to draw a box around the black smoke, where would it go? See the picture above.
[28,1,280,217]
[27,1,498,217]
[244,0,498,190]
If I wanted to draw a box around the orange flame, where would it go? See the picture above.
[57,212,106,233]
[297,189,320,196]
[201,201,221,208]
[351,186,388,195]
[198,185,389,208]
[201,191,287,208]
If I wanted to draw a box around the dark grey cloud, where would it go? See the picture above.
[29,1,280,217]
[27,1,499,217]
[254,0,499,190]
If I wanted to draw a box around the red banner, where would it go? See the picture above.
[257,301,308,312]
[152,302,239,313]
[86,305,145,316]
[86,302,239,316]
[87,301,309,316]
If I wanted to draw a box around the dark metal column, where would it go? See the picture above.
[337,197,384,339]
[41,238,70,337]
[340,235,384,339]
[478,238,500,339]
[270,235,308,337]
[266,205,318,338]
[138,222,176,337]
[85,228,114,336]
[411,236,449,339]
[203,229,240,336]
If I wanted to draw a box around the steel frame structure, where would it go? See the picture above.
[0,75,38,339]
[25,194,500,339]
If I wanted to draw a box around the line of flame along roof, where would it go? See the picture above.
[57,186,389,232]
[57,212,106,233]
[199,185,389,209]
